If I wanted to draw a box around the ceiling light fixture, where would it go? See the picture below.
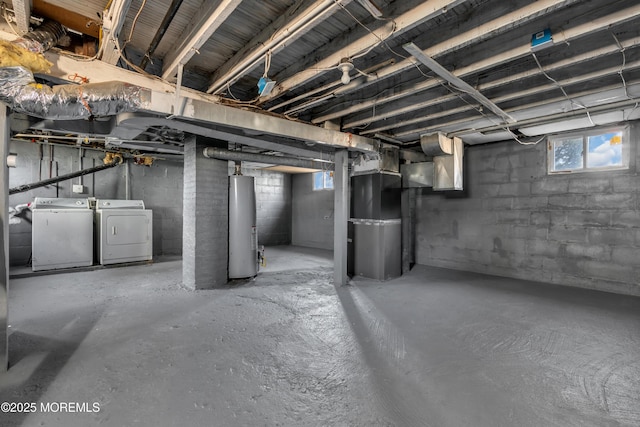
[338,58,354,85]
[356,0,383,18]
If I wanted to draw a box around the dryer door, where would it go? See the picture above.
[99,210,152,264]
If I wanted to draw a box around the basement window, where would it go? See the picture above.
[313,171,334,190]
[548,127,628,173]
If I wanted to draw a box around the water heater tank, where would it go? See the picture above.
[229,175,258,278]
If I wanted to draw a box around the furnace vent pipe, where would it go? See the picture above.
[203,147,334,170]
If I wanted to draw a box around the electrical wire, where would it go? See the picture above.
[1,3,21,36]
[352,101,376,129]
[610,31,639,120]
[332,1,435,83]
[124,0,147,49]
[354,66,376,78]
[531,51,594,126]
[263,49,272,78]
[332,0,397,58]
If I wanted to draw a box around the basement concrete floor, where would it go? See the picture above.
[1,245,639,427]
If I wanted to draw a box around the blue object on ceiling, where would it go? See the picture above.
[531,28,553,51]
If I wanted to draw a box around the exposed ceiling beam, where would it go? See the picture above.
[268,58,395,113]
[0,29,221,104]
[258,0,469,104]
[278,0,581,115]
[344,36,640,130]
[146,92,379,152]
[12,0,30,34]
[454,97,640,138]
[139,0,185,70]
[110,114,335,160]
[394,79,640,140]
[309,0,639,123]
[362,57,640,136]
[99,0,133,65]
[355,0,383,18]
[206,0,353,95]
[0,27,373,153]
[162,0,242,81]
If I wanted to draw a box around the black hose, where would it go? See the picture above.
[9,161,121,195]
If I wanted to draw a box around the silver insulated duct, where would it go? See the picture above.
[0,67,149,119]
[0,20,149,120]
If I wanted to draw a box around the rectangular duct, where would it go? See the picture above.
[434,136,463,190]
[401,162,434,188]
[402,134,463,190]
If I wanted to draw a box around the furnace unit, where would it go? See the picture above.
[95,199,153,265]
[31,197,94,271]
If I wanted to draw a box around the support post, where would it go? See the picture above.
[333,149,349,286]
[0,106,9,371]
[401,188,415,274]
[182,136,228,289]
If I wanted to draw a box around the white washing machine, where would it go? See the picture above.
[95,199,153,265]
[31,197,94,271]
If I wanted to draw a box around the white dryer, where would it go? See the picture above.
[95,199,153,265]
[31,197,94,271]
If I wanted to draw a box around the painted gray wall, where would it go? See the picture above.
[291,173,334,250]
[8,141,183,266]
[415,122,640,296]
[235,168,291,246]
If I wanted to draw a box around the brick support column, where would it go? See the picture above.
[182,136,228,289]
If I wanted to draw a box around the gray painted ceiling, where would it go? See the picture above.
[5,0,640,154]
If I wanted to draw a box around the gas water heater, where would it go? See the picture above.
[228,174,259,278]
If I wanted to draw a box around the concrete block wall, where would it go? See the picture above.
[415,122,640,296]
[291,173,334,250]
[7,141,183,266]
[129,162,183,256]
[232,168,291,246]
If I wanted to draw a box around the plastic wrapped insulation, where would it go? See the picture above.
[0,66,150,119]
[12,20,66,53]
